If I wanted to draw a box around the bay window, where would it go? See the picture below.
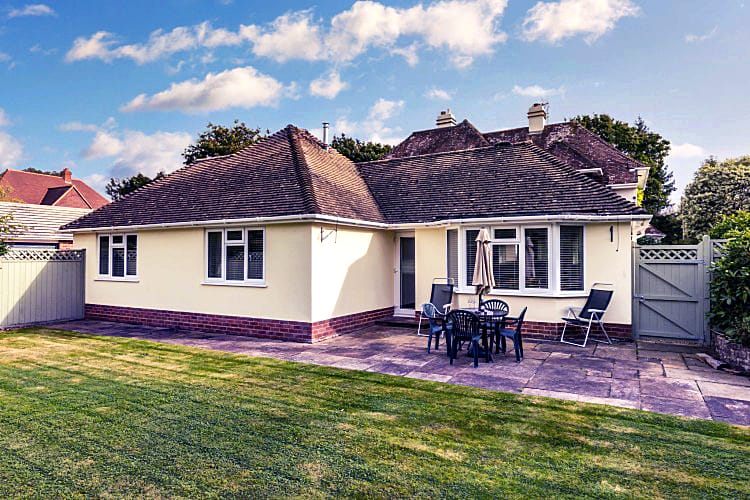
[98,234,138,279]
[205,228,265,284]
[560,225,584,291]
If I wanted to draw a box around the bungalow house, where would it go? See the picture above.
[63,111,649,343]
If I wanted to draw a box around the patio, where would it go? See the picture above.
[46,320,750,426]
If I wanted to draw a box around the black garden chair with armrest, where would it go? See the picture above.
[494,307,527,362]
[421,303,447,354]
[446,310,482,368]
[560,283,614,347]
[417,278,455,337]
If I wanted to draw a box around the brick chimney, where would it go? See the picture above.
[436,109,457,128]
[527,103,547,134]
[61,167,72,184]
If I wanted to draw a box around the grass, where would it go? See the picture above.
[0,328,748,498]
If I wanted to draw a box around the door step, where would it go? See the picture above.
[376,316,419,329]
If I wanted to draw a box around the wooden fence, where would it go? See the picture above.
[0,248,85,328]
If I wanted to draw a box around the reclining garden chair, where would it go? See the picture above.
[417,278,455,337]
[560,283,614,347]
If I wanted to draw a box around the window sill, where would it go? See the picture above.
[201,281,267,288]
[456,289,588,299]
[95,277,140,283]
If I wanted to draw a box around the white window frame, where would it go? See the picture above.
[203,227,266,287]
[96,233,138,281]
[457,223,587,297]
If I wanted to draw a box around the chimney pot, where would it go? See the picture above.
[61,168,72,184]
[527,103,547,134]
[436,109,457,128]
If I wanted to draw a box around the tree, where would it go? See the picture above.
[0,213,19,256]
[330,134,392,163]
[573,114,675,215]
[680,156,750,240]
[183,120,267,165]
[106,172,165,201]
[22,167,62,176]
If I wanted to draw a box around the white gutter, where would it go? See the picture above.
[608,183,638,189]
[68,212,651,233]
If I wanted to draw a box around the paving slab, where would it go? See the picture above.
[640,377,703,401]
[703,397,750,426]
[697,381,750,402]
[641,396,712,420]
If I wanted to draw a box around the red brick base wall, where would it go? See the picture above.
[85,304,393,343]
[521,320,632,340]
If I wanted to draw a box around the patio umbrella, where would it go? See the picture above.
[472,228,495,306]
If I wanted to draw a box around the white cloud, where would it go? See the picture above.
[424,87,453,100]
[327,0,508,67]
[0,108,9,127]
[333,98,406,145]
[121,66,287,113]
[8,3,55,18]
[240,11,323,62]
[390,43,419,66]
[65,31,117,62]
[512,84,565,98]
[81,173,108,192]
[59,117,117,133]
[685,26,717,43]
[0,132,23,168]
[309,70,348,99]
[81,129,192,178]
[669,143,707,159]
[0,52,10,62]
[521,0,639,44]
[368,98,405,122]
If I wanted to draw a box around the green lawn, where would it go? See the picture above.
[0,329,747,498]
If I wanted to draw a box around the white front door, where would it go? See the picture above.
[394,233,416,317]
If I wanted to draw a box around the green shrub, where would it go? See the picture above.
[709,231,750,346]
[709,210,750,239]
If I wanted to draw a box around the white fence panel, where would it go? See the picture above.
[0,249,85,328]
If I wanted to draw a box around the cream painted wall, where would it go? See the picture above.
[450,222,633,324]
[75,224,313,322]
[415,228,449,310]
[310,225,394,322]
[612,186,638,206]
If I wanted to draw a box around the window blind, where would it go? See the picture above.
[98,236,109,275]
[492,244,519,289]
[126,235,137,276]
[560,225,584,291]
[524,228,548,289]
[112,248,125,277]
[207,232,222,278]
[225,245,245,281]
[247,230,264,280]
[465,229,479,286]
[447,229,458,283]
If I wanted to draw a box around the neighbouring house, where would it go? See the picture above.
[0,202,90,249]
[0,168,109,249]
[63,107,649,343]
[0,168,109,210]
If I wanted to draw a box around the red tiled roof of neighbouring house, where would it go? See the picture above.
[63,125,386,230]
[0,168,109,209]
[358,142,645,224]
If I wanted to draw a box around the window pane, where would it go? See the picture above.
[126,235,137,276]
[112,247,125,277]
[99,236,109,275]
[492,244,519,289]
[494,228,516,240]
[524,228,548,289]
[247,230,264,280]
[226,230,243,241]
[560,226,584,291]
[465,229,479,287]
[112,235,123,245]
[207,232,222,278]
[446,229,458,283]
[225,245,245,281]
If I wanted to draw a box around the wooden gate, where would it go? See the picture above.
[0,248,85,328]
[633,241,710,343]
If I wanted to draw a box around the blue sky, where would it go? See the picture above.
[0,0,747,203]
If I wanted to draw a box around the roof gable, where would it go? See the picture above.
[383,119,490,160]
[0,169,109,209]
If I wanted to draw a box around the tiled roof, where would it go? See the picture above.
[64,125,385,230]
[383,119,490,160]
[484,122,643,184]
[384,120,645,185]
[0,201,90,243]
[358,142,645,224]
[0,169,109,209]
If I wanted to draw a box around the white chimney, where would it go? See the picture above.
[527,103,547,134]
[436,109,457,128]
[322,122,329,148]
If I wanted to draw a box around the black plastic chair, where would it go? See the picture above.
[417,279,455,336]
[495,307,527,362]
[560,284,614,347]
[446,310,482,368]
[421,303,446,354]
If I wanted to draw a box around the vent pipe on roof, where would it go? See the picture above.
[436,109,457,128]
[527,103,548,134]
[322,122,330,149]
